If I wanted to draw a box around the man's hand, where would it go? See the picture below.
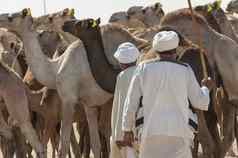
[201,77,216,91]
[123,131,134,147]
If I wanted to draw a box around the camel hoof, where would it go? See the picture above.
[37,151,47,158]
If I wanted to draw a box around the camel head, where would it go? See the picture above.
[62,18,101,39]
[227,0,238,13]
[0,8,33,35]
[37,30,62,57]
[195,2,222,33]
[34,8,75,31]
[141,2,165,26]
[0,29,21,53]
[127,2,164,27]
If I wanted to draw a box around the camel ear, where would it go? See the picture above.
[48,15,53,22]
[154,2,162,10]
[213,0,222,10]
[142,8,146,14]
[207,4,213,13]
[68,8,75,16]
[22,8,28,17]
[22,8,31,18]
[62,8,69,16]
[96,18,101,25]
[27,8,32,16]
[10,42,15,49]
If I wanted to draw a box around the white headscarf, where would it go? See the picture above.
[152,31,179,52]
[114,42,140,64]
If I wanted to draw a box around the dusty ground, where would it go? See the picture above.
[0,124,237,158]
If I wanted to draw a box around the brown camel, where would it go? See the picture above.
[227,0,238,13]
[160,8,238,157]
[0,61,45,157]
[195,4,238,157]
[160,9,238,103]
[0,9,112,158]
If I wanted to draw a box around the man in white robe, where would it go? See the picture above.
[110,42,140,158]
[122,31,215,158]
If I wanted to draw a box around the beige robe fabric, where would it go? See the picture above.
[110,66,137,158]
[140,135,192,158]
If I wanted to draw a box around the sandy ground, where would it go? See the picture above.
[0,123,237,158]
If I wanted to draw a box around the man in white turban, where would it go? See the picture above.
[110,42,140,158]
[122,31,215,158]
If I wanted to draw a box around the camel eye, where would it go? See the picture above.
[8,15,13,22]
[142,9,146,14]
[48,16,53,22]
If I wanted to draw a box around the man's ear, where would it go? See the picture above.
[96,18,101,25]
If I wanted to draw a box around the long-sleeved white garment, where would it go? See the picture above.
[111,66,137,142]
[122,60,210,139]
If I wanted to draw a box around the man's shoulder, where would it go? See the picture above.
[118,66,137,78]
[159,59,189,68]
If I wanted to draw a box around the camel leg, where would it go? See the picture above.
[197,110,215,158]
[58,102,75,158]
[19,121,45,158]
[84,129,91,158]
[0,110,12,139]
[13,127,28,158]
[84,106,101,158]
[51,126,60,158]
[192,135,199,158]
[235,110,238,154]
[220,102,235,158]
[70,128,81,158]
[205,109,222,158]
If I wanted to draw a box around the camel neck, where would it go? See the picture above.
[213,11,238,43]
[58,30,78,44]
[79,28,120,93]
[20,29,56,88]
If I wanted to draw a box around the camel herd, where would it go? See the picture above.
[0,1,238,158]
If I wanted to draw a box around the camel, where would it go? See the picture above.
[109,2,164,29]
[227,0,238,13]
[0,9,112,158]
[195,4,238,156]
[0,61,45,157]
[34,9,147,157]
[160,9,238,103]
[160,8,238,157]
[36,8,147,68]
[62,18,120,155]
[195,2,238,43]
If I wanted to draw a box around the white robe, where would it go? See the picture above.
[110,66,137,158]
[122,60,210,158]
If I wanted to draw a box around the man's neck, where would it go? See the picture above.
[159,54,176,61]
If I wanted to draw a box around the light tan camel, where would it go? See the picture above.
[35,9,147,157]
[0,61,45,157]
[0,29,24,76]
[109,2,164,28]
[0,9,112,158]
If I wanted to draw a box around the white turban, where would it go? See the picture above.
[114,42,140,64]
[152,31,179,53]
